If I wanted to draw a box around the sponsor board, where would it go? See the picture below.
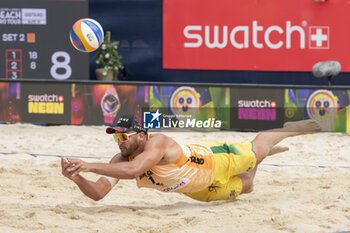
[147,86,231,129]
[285,88,350,132]
[20,83,71,124]
[230,87,284,130]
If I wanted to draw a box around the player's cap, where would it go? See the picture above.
[106,115,147,134]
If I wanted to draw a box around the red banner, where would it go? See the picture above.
[163,0,350,72]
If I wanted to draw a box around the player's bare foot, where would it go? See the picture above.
[267,146,289,156]
[283,120,322,135]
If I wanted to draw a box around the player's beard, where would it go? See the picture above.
[121,140,139,158]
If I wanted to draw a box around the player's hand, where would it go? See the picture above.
[66,158,91,177]
[61,157,79,181]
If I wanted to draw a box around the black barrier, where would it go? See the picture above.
[0,79,349,132]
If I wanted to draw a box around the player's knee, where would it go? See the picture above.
[242,180,254,194]
[251,140,269,163]
[239,174,254,194]
[244,183,254,193]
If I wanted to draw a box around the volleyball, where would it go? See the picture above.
[70,18,104,53]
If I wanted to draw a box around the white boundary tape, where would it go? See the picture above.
[0,151,349,169]
[0,151,111,159]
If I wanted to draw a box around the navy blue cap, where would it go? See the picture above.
[106,115,147,134]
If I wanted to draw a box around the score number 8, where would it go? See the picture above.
[50,51,72,80]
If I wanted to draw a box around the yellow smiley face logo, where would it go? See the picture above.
[170,87,201,117]
[306,90,339,121]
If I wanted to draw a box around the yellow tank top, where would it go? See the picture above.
[131,142,215,193]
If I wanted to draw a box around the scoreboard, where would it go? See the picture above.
[0,0,89,80]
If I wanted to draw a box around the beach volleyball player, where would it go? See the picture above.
[61,115,322,202]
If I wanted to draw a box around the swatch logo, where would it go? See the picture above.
[28,94,64,114]
[238,99,276,120]
[184,21,330,50]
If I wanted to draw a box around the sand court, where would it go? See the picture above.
[0,123,349,233]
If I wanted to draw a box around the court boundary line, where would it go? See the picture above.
[0,151,111,159]
[1,151,349,169]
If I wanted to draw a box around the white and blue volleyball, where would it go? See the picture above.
[70,18,104,53]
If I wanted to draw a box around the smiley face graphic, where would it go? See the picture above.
[170,87,201,117]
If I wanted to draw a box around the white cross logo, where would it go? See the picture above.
[309,26,329,49]
[311,29,327,47]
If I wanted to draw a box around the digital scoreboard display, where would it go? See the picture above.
[0,0,89,80]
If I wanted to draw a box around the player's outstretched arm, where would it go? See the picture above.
[61,155,122,201]
[66,136,166,179]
